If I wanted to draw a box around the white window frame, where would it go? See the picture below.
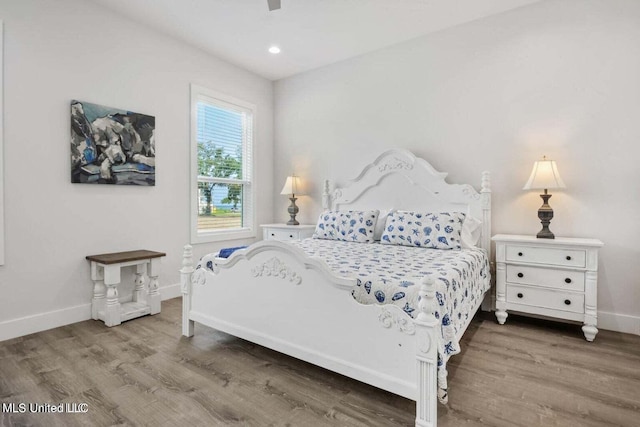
[190,84,256,243]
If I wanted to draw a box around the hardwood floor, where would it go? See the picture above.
[1,298,639,426]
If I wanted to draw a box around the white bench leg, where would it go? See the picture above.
[148,258,161,315]
[90,262,106,321]
[133,263,147,304]
[104,283,121,327]
[92,280,106,320]
[103,264,122,327]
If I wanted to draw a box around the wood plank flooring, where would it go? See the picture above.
[1,298,639,426]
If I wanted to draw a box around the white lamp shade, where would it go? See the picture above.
[523,158,566,191]
[280,176,303,195]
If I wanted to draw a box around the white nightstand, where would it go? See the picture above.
[261,224,315,241]
[492,234,603,341]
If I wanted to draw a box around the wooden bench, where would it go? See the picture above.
[86,250,166,326]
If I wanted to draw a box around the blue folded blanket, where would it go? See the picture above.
[218,246,248,258]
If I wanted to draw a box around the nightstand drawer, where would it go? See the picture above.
[506,265,585,292]
[506,285,584,314]
[267,229,301,241]
[505,245,586,268]
[261,224,315,241]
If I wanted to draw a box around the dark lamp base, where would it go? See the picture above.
[537,228,555,239]
[536,192,555,239]
[287,196,300,226]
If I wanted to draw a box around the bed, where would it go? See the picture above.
[180,149,491,427]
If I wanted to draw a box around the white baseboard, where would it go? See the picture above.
[160,282,182,300]
[0,303,92,343]
[0,282,182,342]
[598,310,640,336]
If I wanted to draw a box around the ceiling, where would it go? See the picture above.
[91,0,541,81]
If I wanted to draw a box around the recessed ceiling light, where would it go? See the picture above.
[268,46,281,54]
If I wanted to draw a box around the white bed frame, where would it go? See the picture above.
[181,149,491,427]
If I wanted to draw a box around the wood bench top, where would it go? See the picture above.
[86,250,166,265]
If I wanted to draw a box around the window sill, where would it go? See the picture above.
[191,228,256,244]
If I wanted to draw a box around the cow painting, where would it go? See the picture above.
[70,100,155,185]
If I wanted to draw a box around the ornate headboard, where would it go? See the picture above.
[321,149,491,254]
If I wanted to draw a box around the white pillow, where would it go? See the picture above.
[313,210,379,243]
[461,215,482,249]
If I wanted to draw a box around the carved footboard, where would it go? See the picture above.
[181,241,440,427]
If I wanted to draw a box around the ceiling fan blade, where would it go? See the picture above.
[267,0,281,11]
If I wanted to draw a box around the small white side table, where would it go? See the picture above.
[261,224,315,241]
[86,250,166,327]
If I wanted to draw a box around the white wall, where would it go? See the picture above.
[0,0,274,340]
[274,0,640,334]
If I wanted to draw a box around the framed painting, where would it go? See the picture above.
[71,100,155,185]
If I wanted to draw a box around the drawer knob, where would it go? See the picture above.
[566,255,572,261]
[564,299,571,305]
[289,235,293,238]
[271,233,275,236]
[518,252,523,256]
[517,272,524,278]
[565,278,572,284]
[517,293,523,298]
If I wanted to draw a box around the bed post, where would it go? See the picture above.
[181,244,195,337]
[480,171,491,256]
[322,180,331,210]
[480,171,492,312]
[414,277,439,427]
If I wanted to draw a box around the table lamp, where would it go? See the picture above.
[280,175,303,225]
[523,156,566,239]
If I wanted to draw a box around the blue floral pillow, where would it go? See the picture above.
[380,211,466,249]
[313,210,379,243]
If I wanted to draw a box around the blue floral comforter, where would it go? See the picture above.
[289,238,490,402]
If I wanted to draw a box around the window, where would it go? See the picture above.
[190,84,255,243]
